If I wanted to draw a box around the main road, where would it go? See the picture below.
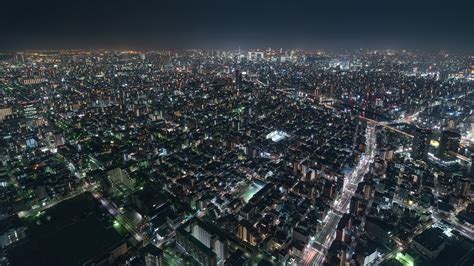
[303,123,377,266]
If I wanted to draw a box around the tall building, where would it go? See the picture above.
[335,214,353,242]
[235,70,242,88]
[15,52,25,63]
[141,244,164,266]
[237,220,257,246]
[456,176,471,197]
[437,129,461,158]
[176,218,228,266]
[349,195,362,216]
[412,127,432,160]
[438,70,449,81]
[23,104,38,119]
[470,155,474,178]
[0,107,12,121]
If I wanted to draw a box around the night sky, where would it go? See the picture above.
[2,0,473,50]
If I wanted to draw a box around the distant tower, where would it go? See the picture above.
[412,127,432,160]
[237,46,241,63]
[16,52,25,63]
[438,70,449,81]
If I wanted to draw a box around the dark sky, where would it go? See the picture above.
[2,0,473,50]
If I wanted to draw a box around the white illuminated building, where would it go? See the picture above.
[266,130,289,142]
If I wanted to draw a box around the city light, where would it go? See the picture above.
[395,252,415,266]
[1,45,472,266]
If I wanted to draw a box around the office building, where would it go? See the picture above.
[437,129,461,158]
[412,127,432,160]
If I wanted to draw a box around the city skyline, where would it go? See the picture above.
[0,49,473,266]
[0,1,473,265]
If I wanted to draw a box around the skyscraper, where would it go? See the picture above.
[349,195,362,216]
[412,127,432,160]
[437,129,461,158]
[235,69,242,89]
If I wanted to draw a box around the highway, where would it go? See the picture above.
[359,116,414,138]
[303,123,377,266]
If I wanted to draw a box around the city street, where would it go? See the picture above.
[303,123,377,266]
